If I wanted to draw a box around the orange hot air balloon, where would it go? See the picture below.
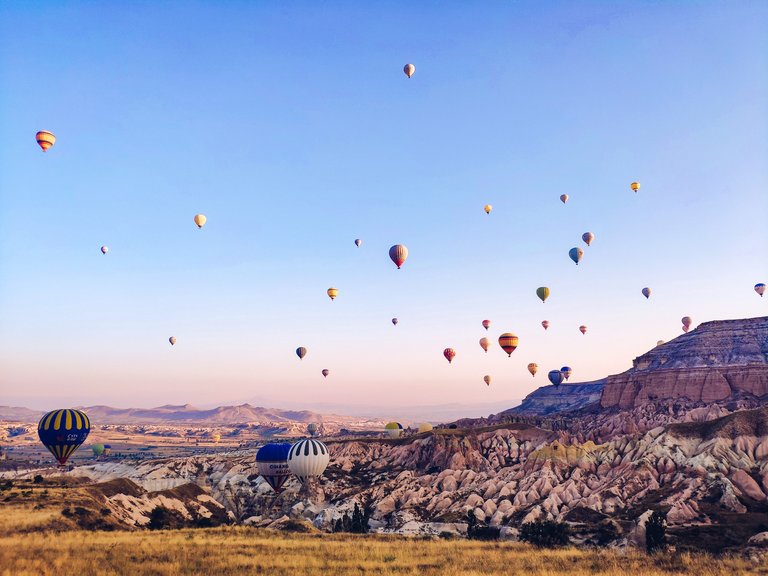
[36,131,56,152]
[443,348,456,363]
[682,316,692,332]
[498,333,518,356]
[579,325,587,335]
[403,63,415,78]
[484,204,492,215]
[527,363,538,377]
[389,244,408,269]
[327,287,338,301]
[631,181,640,192]
[479,337,489,353]
[482,319,491,330]
[541,320,549,330]
[560,194,569,204]
[194,214,207,228]
[483,375,491,386]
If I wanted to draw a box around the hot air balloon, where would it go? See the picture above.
[169,336,177,346]
[642,287,652,299]
[569,247,584,265]
[560,194,569,204]
[194,214,206,228]
[482,319,491,330]
[36,131,56,152]
[536,287,550,303]
[527,363,538,377]
[631,182,640,192]
[288,439,330,484]
[479,337,490,353]
[392,318,398,326]
[417,423,433,433]
[579,325,587,335]
[443,348,456,363]
[560,366,572,380]
[541,320,550,330]
[755,283,766,297]
[307,423,319,436]
[212,433,221,444]
[548,370,564,387]
[355,239,362,247]
[483,375,492,386]
[484,204,492,215]
[389,244,408,269]
[38,409,90,466]
[403,63,415,78]
[498,333,518,356]
[385,422,404,438]
[100,246,108,254]
[327,287,338,301]
[296,347,307,360]
[322,369,329,378]
[582,232,595,246]
[102,445,111,456]
[682,317,692,333]
[256,443,292,492]
[656,340,665,346]
[91,444,104,458]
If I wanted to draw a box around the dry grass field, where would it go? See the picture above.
[0,527,765,576]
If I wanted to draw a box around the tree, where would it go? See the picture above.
[519,519,570,547]
[645,511,666,553]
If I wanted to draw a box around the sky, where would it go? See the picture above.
[0,1,766,418]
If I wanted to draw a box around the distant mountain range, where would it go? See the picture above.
[0,403,375,425]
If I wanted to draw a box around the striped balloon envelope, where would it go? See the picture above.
[287,439,330,484]
[37,409,90,465]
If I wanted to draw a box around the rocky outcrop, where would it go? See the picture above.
[508,381,604,415]
[599,316,768,409]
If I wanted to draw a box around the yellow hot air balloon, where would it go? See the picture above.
[498,333,518,356]
[403,63,415,78]
[479,337,489,353]
[527,363,538,377]
[631,182,640,192]
[483,375,491,386]
[417,423,433,433]
[36,131,56,152]
[327,287,338,301]
[536,287,550,303]
[194,214,207,228]
[484,204,492,215]
[212,433,221,443]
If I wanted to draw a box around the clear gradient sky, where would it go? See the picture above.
[1,2,766,417]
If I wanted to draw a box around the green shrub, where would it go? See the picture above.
[646,511,666,553]
[519,519,570,547]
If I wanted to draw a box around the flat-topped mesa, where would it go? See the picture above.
[601,316,768,409]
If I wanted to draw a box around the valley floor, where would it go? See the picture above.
[0,527,765,576]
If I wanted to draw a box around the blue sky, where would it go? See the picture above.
[1,1,766,418]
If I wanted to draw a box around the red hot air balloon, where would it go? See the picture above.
[389,244,408,269]
[443,348,456,363]
[541,320,550,330]
[322,369,329,378]
[682,317,692,332]
[579,325,587,335]
[482,319,491,330]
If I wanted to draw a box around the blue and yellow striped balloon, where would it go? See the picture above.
[37,409,91,465]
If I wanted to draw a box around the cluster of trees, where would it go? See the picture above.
[332,503,370,534]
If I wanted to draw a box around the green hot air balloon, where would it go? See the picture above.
[91,444,105,458]
[536,287,550,303]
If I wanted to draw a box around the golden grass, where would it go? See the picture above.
[0,527,764,576]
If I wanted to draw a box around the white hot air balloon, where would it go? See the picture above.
[287,439,330,484]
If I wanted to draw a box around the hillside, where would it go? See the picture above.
[514,316,768,415]
[0,403,372,426]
